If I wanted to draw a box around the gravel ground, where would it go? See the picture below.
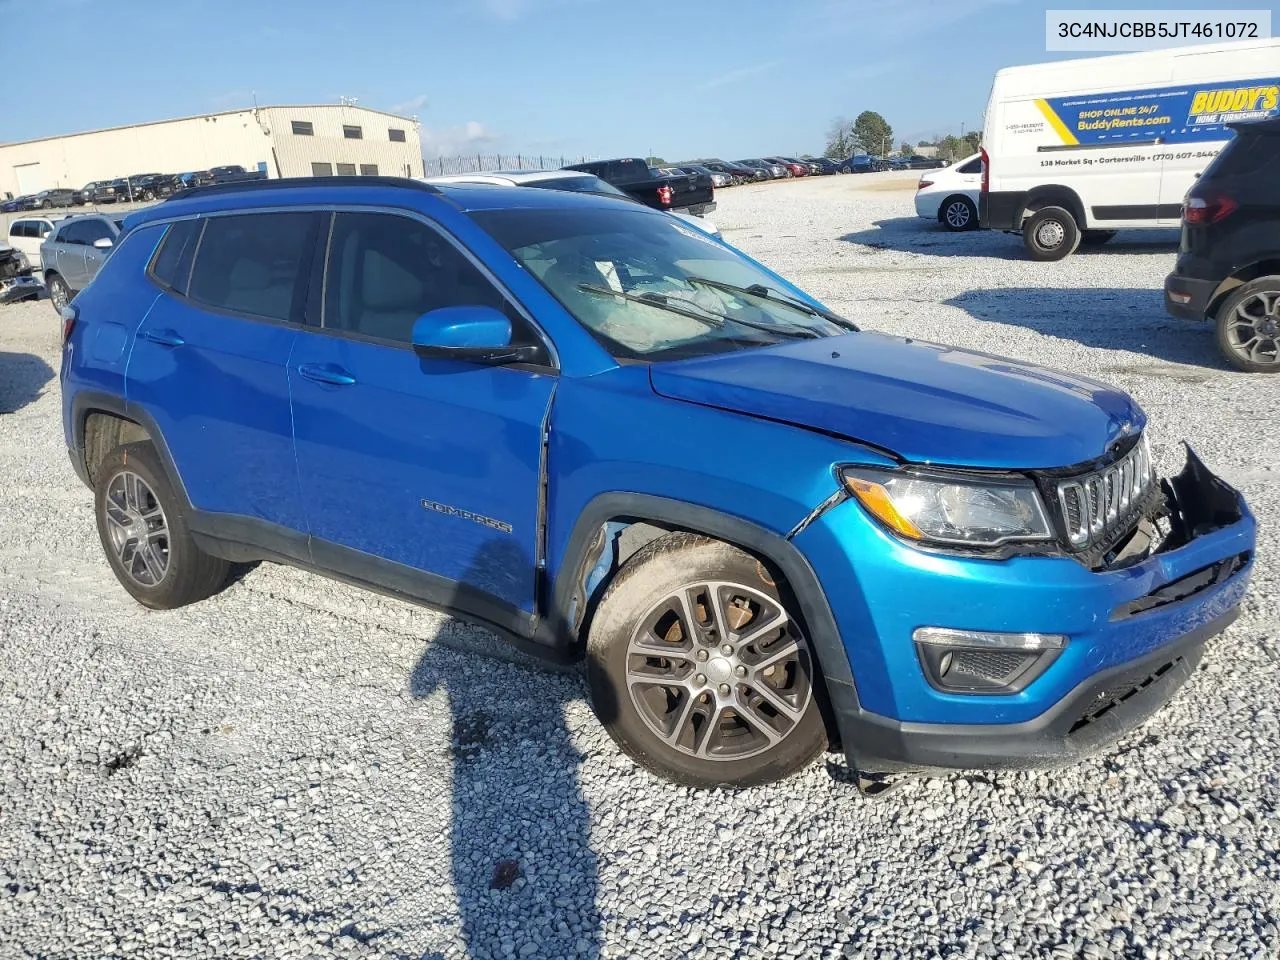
[2,173,1279,960]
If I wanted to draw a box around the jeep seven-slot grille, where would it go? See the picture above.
[1055,435,1154,550]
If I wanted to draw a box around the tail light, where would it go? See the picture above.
[1183,193,1237,225]
[980,147,989,194]
[60,304,78,344]
[656,184,674,206]
[917,180,934,191]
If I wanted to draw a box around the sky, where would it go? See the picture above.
[6,0,1279,161]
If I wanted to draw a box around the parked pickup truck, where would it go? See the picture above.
[209,165,269,185]
[563,157,715,216]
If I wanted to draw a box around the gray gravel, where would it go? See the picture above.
[2,173,1278,959]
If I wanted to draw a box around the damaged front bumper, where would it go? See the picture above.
[793,446,1255,774]
[0,275,41,305]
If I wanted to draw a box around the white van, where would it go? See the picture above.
[5,217,60,271]
[980,39,1280,260]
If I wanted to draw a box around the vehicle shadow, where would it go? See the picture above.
[409,538,600,960]
[0,350,55,414]
[945,287,1227,371]
[840,217,1181,260]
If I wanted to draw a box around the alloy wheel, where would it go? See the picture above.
[103,471,171,587]
[945,200,973,229]
[1225,290,1280,367]
[624,580,813,761]
[49,280,68,311]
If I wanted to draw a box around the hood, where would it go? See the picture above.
[648,333,1144,469]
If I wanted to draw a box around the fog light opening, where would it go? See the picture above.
[914,628,1067,694]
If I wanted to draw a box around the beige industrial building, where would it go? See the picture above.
[0,104,425,198]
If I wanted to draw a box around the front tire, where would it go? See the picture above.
[940,195,977,231]
[587,533,827,788]
[1215,277,1280,373]
[1022,205,1080,261]
[94,442,230,608]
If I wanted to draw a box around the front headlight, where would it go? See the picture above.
[841,467,1052,547]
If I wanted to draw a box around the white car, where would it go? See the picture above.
[913,154,982,231]
[425,169,722,239]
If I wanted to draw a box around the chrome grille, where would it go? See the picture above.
[1056,434,1154,549]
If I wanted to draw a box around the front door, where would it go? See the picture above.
[289,211,556,616]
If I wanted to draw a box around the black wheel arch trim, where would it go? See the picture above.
[1022,185,1087,228]
[549,492,864,745]
[69,391,192,504]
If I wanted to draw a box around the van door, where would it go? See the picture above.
[1158,46,1280,223]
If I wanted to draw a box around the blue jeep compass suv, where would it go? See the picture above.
[60,177,1255,788]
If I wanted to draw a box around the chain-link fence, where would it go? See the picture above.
[421,154,597,176]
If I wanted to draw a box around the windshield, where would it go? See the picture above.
[471,207,850,360]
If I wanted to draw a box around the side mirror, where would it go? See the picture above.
[411,305,538,365]
[92,237,113,250]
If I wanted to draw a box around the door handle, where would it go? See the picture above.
[297,362,356,386]
[140,328,185,347]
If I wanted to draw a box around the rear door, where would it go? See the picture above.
[126,211,320,539]
[288,209,556,616]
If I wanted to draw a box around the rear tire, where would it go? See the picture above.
[1215,277,1280,373]
[587,533,828,789]
[1081,230,1117,246]
[1022,206,1080,261]
[940,195,977,231]
[94,442,230,608]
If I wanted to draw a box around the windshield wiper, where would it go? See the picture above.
[685,276,858,331]
[577,284,820,340]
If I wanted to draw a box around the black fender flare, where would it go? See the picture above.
[69,391,191,507]
[547,492,863,743]
[1019,184,1088,230]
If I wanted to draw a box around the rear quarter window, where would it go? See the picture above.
[1201,132,1277,179]
[149,219,203,295]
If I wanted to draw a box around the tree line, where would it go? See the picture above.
[825,111,982,161]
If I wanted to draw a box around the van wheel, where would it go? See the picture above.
[94,442,230,608]
[1215,278,1280,373]
[1081,230,1117,246]
[1022,206,1080,261]
[941,196,977,231]
[587,533,827,789]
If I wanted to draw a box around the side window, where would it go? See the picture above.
[958,158,982,175]
[77,220,114,246]
[38,221,53,237]
[11,222,31,240]
[60,222,88,244]
[188,213,316,322]
[323,212,509,345]
[150,219,203,294]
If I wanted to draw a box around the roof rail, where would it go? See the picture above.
[166,175,441,202]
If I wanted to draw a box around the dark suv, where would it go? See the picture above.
[1165,117,1280,372]
[59,177,1254,790]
